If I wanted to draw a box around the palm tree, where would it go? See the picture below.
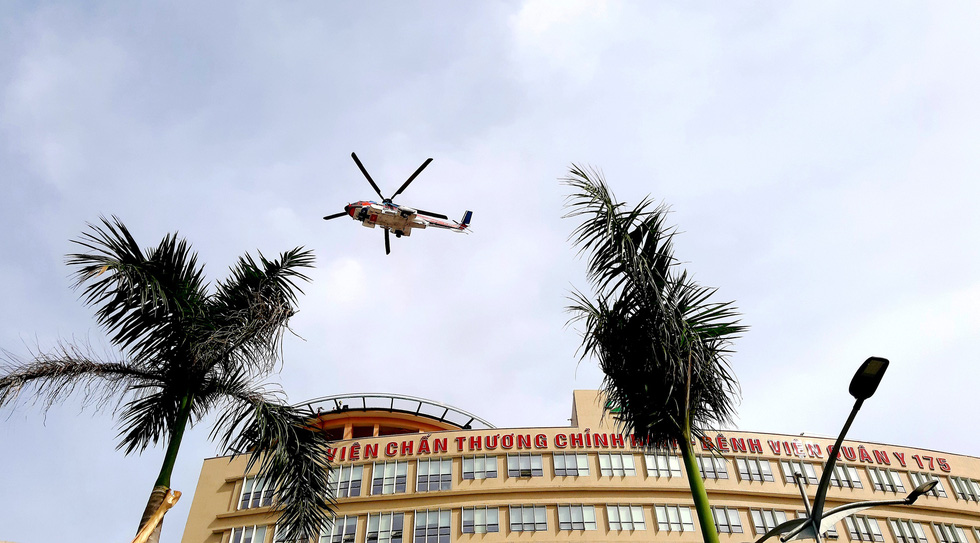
[0,217,332,543]
[564,166,746,543]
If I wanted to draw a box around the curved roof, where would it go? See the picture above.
[294,392,496,430]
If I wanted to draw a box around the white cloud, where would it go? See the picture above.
[509,0,618,83]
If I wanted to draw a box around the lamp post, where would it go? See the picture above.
[754,357,940,543]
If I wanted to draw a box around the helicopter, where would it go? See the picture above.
[323,152,473,255]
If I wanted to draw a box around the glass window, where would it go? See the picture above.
[554,453,590,476]
[645,453,682,478]
[655,505,695,532]
[608,505,645,531]
[274,526,313,543]
[712,507,743,534]
[949,477,980,502]
[780,460,818,485]
[598,453,636,476]
[697,456,729,480]
[509,505,547,532]
[867,468,906,493]
[462,507,499,534]
[908,472,946,498]
[371,461,408,495]
[889,519,928,543]
[461,455,497,480]
[506,454,543,478]
[328,465,363,499]
[794,511,836,539]
[416,459,451,492]
[828,465,863,489]
[301,516,357,543]
[558,505,597,530]
[414,510,450,543]
[843,516,884,542]
[736,458,774,482]
[749,509,788,535]
[232,526,269,543]
[933,524,969,543]
[367,512,404,543]
[239,476,274,510]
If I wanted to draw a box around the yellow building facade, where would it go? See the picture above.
[181,391,980,543]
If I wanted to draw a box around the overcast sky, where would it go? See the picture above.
[2,2,979,542]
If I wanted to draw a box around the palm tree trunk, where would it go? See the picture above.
[679,430,720,543]
[136,394,194,543]
[681,350,720,543]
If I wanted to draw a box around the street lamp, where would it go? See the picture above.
[755,357,940,543]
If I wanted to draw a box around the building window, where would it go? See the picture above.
[889,519,928,543]
[828,465,863,489]
[608,505,645,530]
[867,468,905,493]
[843,516,884,542]
[795,511,836,539]
[736,458,774,482]
[367,512,404,543]
[232,526,268,543]
[908,472,946,498]
[554,453,590,476]
[414,510,450,543]
[506,454,543,478]
[328,465,363,498]
[417,459,451,492]
[949,476,980,502]
[697,456,729,479]
[598,453,636,476]
[749,509,788,536]
[273,528,312,543]
[655,505,695,532]
[372,461,408,495]
[239,477,274,510]
[461,455,497,480]
[780,460,818,485]
[462,507,499,533]
[294,516,357,543]
[558,505,597,530]
[510,505,547,532]
[712,507,742,534]
[645,453,682,478]
[933,524,969,543]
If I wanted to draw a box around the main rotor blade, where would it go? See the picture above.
[384,228,391,255]
[391,158,433,199]
[414,208,449,220]
[351,152,385,199]
[323,211,348,221]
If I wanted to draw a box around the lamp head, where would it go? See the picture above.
[905,479,939,504]
[849,357,889,401]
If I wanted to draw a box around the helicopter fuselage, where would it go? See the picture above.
[345,201,427,237]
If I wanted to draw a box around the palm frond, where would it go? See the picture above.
[203,248,315,376]
[212,384,333,542]
[114,385,186,455]
[67,216,208,367]
[0,344,155,412]
[563,165,745,449]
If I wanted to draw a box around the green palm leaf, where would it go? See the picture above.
[564,166,746,543]
[1,217,327,542]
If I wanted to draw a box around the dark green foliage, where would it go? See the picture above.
[564,166,746,543]
[0,216,331,540]
[564,166,745,445]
